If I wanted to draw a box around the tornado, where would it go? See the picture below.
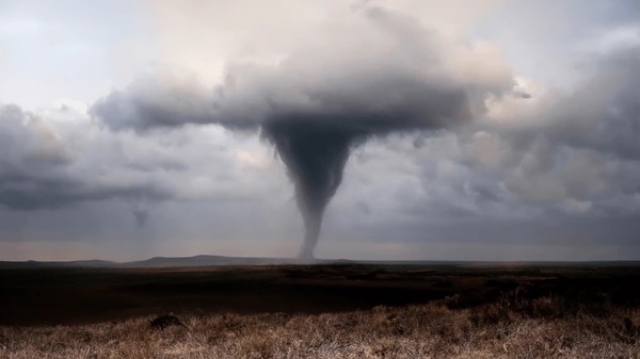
[262,120,355,259]
[133,209,149,227]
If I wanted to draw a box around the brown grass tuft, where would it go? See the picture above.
[1,295,639,359]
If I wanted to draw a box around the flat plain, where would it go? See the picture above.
[1,263,639,358]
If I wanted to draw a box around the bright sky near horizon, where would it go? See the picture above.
[1,0,639,261]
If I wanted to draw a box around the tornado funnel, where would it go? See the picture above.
[263,120,353,259]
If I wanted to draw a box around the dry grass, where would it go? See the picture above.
[1,295,639,359]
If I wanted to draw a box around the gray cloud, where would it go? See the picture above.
[489,47,640,211]
[556,48,640,160]
[0,104,282,213]
[91,74,217,132]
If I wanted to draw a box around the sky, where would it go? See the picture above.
[1,0,639,261]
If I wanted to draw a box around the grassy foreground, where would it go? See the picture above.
[1,296,639,359]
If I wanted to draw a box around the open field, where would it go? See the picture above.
[1,263,639,358]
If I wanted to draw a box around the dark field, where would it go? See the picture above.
[2,263,640,326]
[2,263,640,358]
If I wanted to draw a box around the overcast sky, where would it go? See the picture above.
[1,0,639,261]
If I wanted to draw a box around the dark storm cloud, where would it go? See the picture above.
[91,5,514,257]
[92,5,512,134]
[0,174,170,211]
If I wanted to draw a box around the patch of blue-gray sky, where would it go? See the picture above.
[0,0,151,108]
[473,0,640,89]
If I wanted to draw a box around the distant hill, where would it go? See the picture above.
[125,255,298,267]
[1,256,639,269]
